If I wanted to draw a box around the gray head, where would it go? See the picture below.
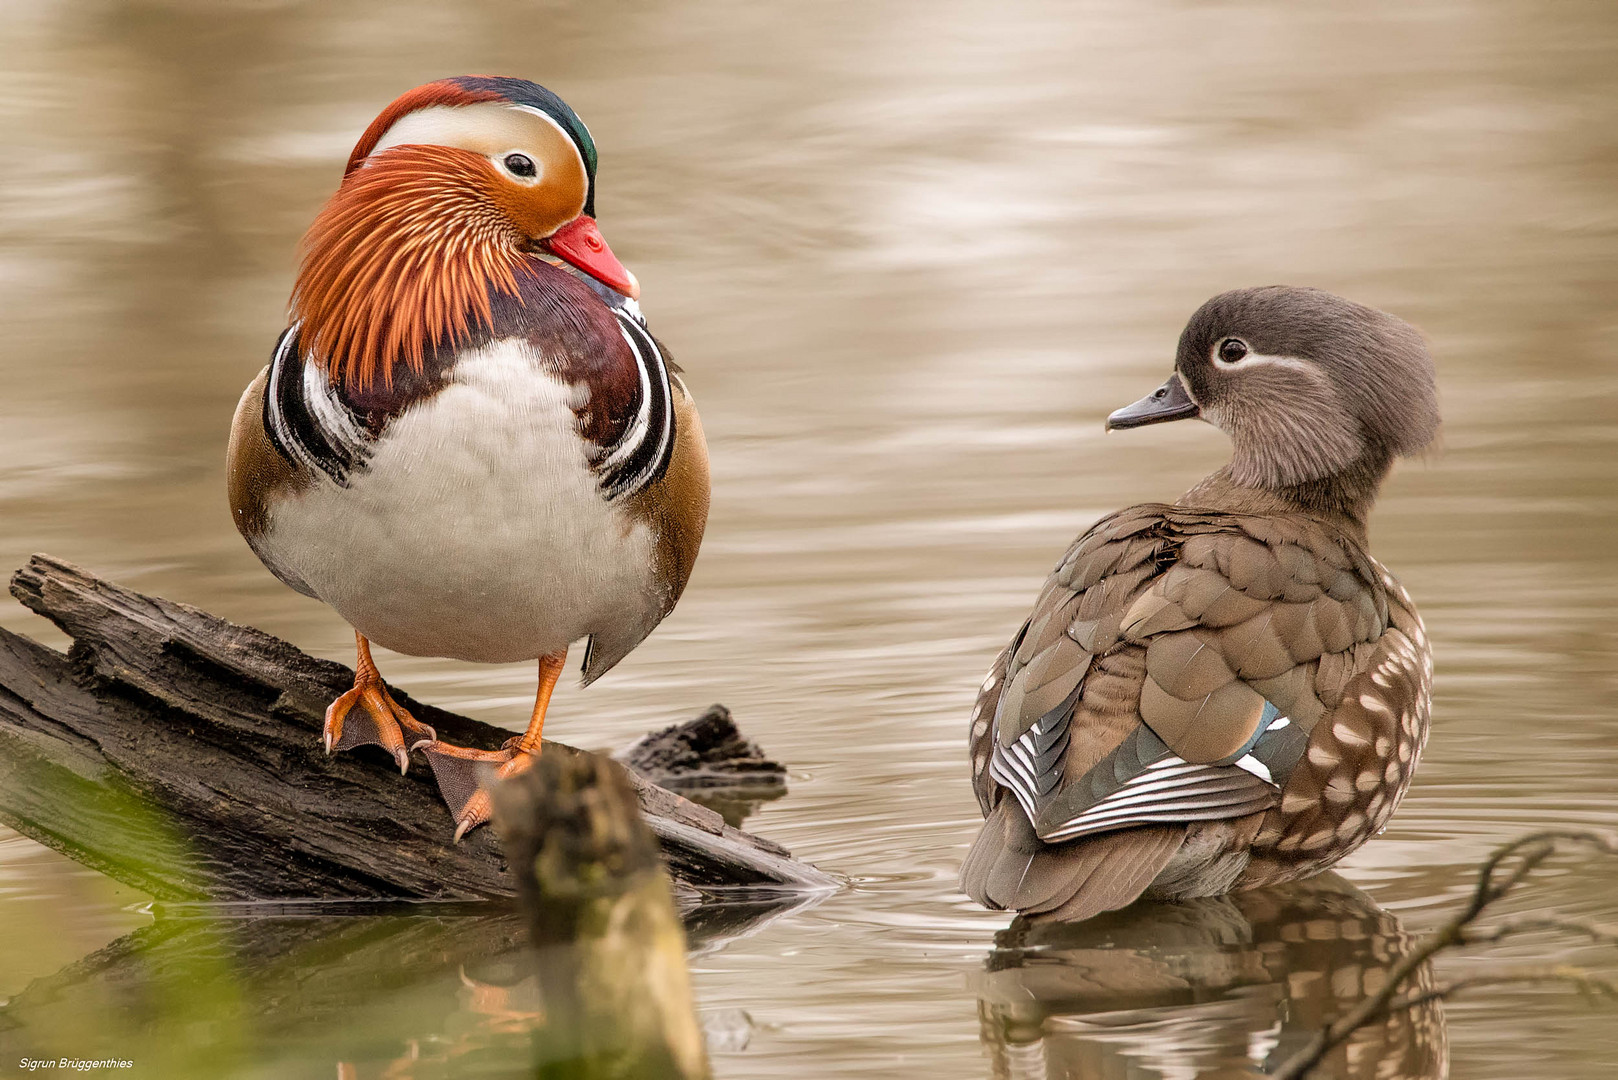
[1108,286,1439,492]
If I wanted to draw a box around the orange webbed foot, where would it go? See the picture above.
[417,646,567,841]
[323,632,437,774]
[420,739,539,842]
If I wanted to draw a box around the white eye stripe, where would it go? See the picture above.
[510,104,576,139]
[1213,350,1312,372]
[508,104,587,174]
[364,102,585,181]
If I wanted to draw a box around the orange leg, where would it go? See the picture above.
[323,631,437,773]
[421,647,567,842]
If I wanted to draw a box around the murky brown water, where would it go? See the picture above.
[2,1,1616,1077]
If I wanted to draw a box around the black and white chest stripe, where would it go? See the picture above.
[592,300,676,502]
[263,324,371,487]
[265,298,675,501]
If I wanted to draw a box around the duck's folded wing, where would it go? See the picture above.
[963,508,1391,919]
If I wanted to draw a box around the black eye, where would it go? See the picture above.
[503,153,536,178]
[1218,338,1249,364]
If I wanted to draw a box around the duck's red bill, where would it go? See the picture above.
[543,216,640,300]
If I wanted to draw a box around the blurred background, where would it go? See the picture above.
[0,0,1615,1077]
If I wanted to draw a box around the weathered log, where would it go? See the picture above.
[615,707,790,829]
[493,745,710,1079]
[615,705,786,791]
[0,554,836,902]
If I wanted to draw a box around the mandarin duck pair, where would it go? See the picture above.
[229,77,1438,919]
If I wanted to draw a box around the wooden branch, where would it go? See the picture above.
[0,554,835,903]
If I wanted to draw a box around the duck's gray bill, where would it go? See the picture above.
[1106,373,1200,430]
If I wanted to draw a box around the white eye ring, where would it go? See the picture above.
[1215,337,1250,366]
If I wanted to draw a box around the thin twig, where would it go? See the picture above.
[1465,917,1618,950]
[1384,968,1618,1015]
[1269,829,1618,1079]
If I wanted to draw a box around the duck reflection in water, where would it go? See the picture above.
[974,874,1446,1080]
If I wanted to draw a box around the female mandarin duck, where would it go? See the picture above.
[227,76,708,839]
[962,287,1438,921]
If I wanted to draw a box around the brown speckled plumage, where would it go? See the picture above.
[962,287,1438,921]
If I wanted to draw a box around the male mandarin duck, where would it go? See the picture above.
[962,287,1438,921]
[226,76,709,839]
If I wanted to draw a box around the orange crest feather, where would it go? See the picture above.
[292,145,528,394]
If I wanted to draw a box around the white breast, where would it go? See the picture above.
[258,338,662,664]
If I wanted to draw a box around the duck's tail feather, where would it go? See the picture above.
[960,800,1186,922]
